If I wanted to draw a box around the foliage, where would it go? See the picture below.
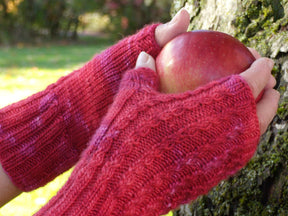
[0,0,171,44]
[234,0,288,56]
[99,0,171,38]
[0,0,20,43]
[17,0,99,38]
[0,0,99,43]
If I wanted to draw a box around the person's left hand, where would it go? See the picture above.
[155,8,190,47]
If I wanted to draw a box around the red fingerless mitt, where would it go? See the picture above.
[35,67,260,215]
[0,24,161,191]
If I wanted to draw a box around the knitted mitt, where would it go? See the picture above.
[35,67,260,216]
[0,24,161,191]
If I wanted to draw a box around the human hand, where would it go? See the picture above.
[155,15,279,135]
[136,51,280,135]
[155,8,190,47]
[240,48,280,134]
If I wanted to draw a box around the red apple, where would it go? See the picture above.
[156,30,256,94]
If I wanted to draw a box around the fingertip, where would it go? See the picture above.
[240,57,274,99]
[171,8,190,25]
[155,8,190,47]
[256,88,280,135]
[266,57,275,69]
[135,52,156,71]
[265,75,277,89]
[254,57,274,70]
[248,47,261,59]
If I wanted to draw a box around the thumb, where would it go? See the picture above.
[135,51,156,71]
[120,52,159,91]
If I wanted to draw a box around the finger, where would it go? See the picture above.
[246,48,276,90]
[257,75,277,102]
[240,57,274,99]
[265,74,277,89]
[121,52,159,90]
[135,52,156,71]
[155,8,190,47]
[248,47,261,59]
[256,88,280,135]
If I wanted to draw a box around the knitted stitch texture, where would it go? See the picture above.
[0,24,161,191]
[35,67,260,216]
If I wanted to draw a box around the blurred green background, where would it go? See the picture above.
[0,0,173,215]
[0,0,171,44]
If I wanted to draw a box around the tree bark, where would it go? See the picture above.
[171,0,288,215]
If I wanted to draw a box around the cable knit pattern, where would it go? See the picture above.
[0,24,161,191]
[35,67,260,216]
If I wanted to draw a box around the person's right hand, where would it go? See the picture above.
[241,49,280,135]
[137,51,280,135]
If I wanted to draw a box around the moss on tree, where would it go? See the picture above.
[171,0,288,215]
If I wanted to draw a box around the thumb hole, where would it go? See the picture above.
[120,52,159,91]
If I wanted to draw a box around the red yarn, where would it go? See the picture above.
[0,24,161,191]
[35,67,260,215]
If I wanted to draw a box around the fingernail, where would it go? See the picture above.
[136,51,150,68]
[171,8,184,24]
[137,51,149,64]
[136,52,156,71]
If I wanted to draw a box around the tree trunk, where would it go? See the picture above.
[170,0,288,215]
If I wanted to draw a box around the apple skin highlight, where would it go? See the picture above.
[156,30,256,94]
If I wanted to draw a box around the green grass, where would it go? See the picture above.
[0,37,113,107]
[0,37,173,216]
[0,38,113,107]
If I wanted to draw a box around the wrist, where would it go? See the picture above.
[0,164,22,207]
